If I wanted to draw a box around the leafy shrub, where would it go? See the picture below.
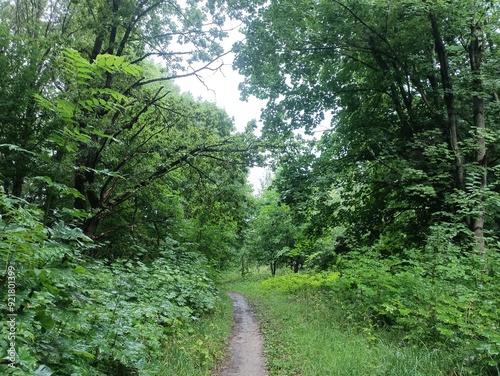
[261,271,339,293]
[0,190,95,375]
[0,189,220,375]
[80,249,219,375]
[329,223,500,375]
[261,220,500,374]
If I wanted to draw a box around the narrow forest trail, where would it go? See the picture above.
[214,292,268,376]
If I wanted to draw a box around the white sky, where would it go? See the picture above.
[173,24,269,193]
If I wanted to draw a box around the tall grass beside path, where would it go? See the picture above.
[221,268,465,376]
[161,291,233,376]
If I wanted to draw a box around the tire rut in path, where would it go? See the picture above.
[214,292,268,376]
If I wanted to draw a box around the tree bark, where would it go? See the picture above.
[429,12,466,192]
[241,254,245,278]
[468,22,486,252]
[11,174,23,198]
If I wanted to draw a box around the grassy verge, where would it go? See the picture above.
[160,290,233,376]
[222,268,465,376]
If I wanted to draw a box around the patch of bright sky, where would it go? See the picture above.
[172,19,269,193]
[171,16,332,194]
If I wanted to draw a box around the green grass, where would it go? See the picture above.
[160,290,233,376]
[222,267,465,376]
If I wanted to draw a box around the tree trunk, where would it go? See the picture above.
[429,12,466,193]
[271,260,277,277]
[468,22,487,253]
[11,174,23,198]
[241,254,245,278]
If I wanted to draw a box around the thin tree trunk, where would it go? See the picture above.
[429,12,466,192]
[468,22,487,253]
[11,174,23,197]
[270,261,277,277]
[241,254,245,278]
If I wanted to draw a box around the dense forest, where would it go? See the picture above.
[1,0,499,375]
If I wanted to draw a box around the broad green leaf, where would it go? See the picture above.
[73,266,87,274]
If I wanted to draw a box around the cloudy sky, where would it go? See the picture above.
[173,25,269,193]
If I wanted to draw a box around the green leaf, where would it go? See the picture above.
[77,73,93,81]
[34,365,54,376]
[0,144,37,156]
[106,55,115,67]
[114,55,125,67]
[72,350,95,359]
[73,266,87,274]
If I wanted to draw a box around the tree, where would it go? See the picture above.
[235,0,500,255]
[244,190,297,275]
[235,4,500,370]
[0,7,55,197]
[0,1,262,373]
[1,0,258,240]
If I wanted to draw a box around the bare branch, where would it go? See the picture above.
[131,50,193,64]
[130,50,231,88]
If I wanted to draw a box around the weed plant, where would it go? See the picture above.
[0,191,232,375]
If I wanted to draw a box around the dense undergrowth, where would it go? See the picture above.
[222,264,499,376]
[0,192,232,375]
[330,247,500,376]
[3,183,499,375]
[162,291,233,376]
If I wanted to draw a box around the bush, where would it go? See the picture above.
[329,224,500,375]
[259,221,500,374]
[0,190,220,375]
[261,271,339,293]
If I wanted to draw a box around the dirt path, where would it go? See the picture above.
[214,292,268,376]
